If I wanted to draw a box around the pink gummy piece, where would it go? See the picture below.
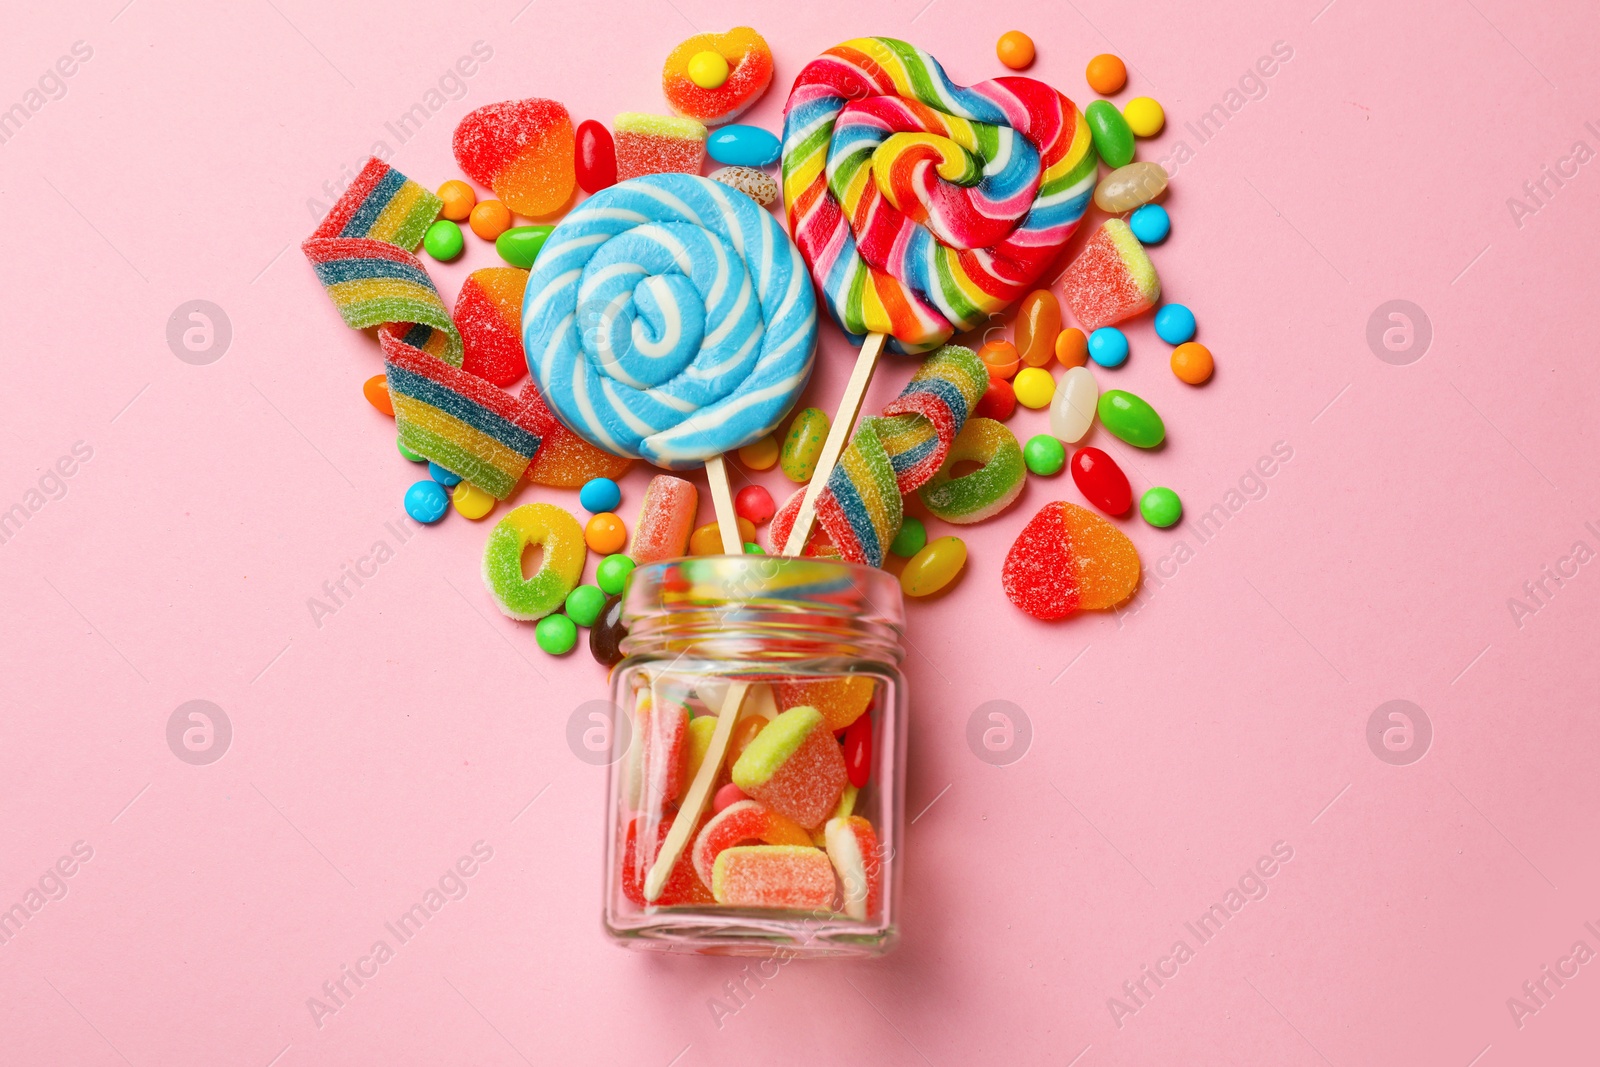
[1058,221,1159,330]
[629,474,698,564]
[714,846,836,910]
[746,724,848,829]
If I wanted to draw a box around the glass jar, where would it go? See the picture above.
[603,555,906,957]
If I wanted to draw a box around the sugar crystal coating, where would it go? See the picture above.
[1059,219,1160,331]
[453,98,576,217]
[731,706,848,827]
[662,28,774,126]
[613,113,707,181]
[454,267,528,387]
[1001,501,1140,619]
[711,845,836,909]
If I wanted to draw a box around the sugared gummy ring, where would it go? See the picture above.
[917,417,1026,524]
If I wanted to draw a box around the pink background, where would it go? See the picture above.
[3,0,1598,1063]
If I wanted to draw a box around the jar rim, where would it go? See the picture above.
[622,555,905,632]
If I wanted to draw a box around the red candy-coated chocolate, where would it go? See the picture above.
[975,376,1017,421]
[621,814,713,907]
[842,714,872,789]
[1070,446,1131,516]
[575,119,617,193]
[735,484,775,526]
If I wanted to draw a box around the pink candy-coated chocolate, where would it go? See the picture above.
[629,474,698,564]
[692,800,813,888]
[711,845,835,909]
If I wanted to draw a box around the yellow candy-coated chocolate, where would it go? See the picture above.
[1123,97,1165,138]
[737,433,780,471]
[451,481,496,520]
[1013,366,1056,409]
[687,50,731,89]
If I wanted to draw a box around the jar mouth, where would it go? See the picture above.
[620,556,905,662]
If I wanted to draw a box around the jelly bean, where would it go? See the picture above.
[890,516,927,558]
[1013,367,1055,409]
[396,437,424,462]
[596,553,636,596]
[428,461,462,487]
[1085,100,1135,169]
[1055,328,1088,368]
[688,50,730,89]
[1140,486,1182,528]
[451,481,495,519]
[536,613,578,655]
[1129,203,1170,244]
[1154,303,1196,344]
[565,583,607,627]
[736,484,775,525]
[707,124,781,168]
[1093,161,1168,213]
[404,480,449,524]
[842,714,872,788]
[1014,289,1061,368]
[469,200,511,240]
[586,512,627,554]
[996,30,1035,70]
[575,119,618,193]
[1098,389,1165,448]
[979,339,1020,380]
[737,433,779,471]
[1088,327,1129,368]
[713,782,749,814]
[495,225,553,269]
[579,477,622,514]
[1024,434,1066,476]
[589,594,627,667]
[690,518,757,555]
[1071,446,1132,515]
[1050,366,1100,444]
[975,376,1016,421]
[743,542,764,554]
[708,165,778,206]
[900,536,967,597]
[423,219,463,261]
[1123,97,1165,137]
[1085,54,1127,95]
[1171,341,1214,385]
[780,408,828,482]
[437,180,476,221]
[364,374,394,416]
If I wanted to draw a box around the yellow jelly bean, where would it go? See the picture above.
[1123,97,1165,138]
[780,407,829,483]
[688,50,730,89]
[737,433,780,471]
[451,481,496,520]
[1013,366,1056,409]
[900,536,967,597]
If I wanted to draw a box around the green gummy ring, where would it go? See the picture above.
[481,503,587,621]
[917,417,1027,524]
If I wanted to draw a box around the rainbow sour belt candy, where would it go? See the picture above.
[781,37,1098,353]
[522,174,818,469]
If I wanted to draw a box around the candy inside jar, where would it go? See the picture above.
[604,556,905,956]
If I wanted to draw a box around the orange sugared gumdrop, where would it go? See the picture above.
[662,27,774,126]
[773,676,874,731]
[453,267,528,387]
[452,99,575,217]
[1002,502,1141,620]
[518,380,633,488]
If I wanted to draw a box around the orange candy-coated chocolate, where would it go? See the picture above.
[978,340,1020,381]
[437,180,476,221]
[468,200,512,240]
[1086,54,1128,95]
[689,518,757,555]
[363,374,394,416]
[996,31,1036,71]
[585,512,627,554]
[1055,327,1089,368]
[1171,341,1214,384]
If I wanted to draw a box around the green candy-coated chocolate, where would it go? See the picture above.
[535,613,577,654]
[596,553,636,596]
[890,516,927,558]
[1140,486,1183,527]
[743,542,765,554]
[564,584,607,627]
[1085,100,1136,169]
[495,225,554,269]
[397,437,426,462]
[1098,389,1165,448]
[423,219,464,262]
[1023,434,1066,476]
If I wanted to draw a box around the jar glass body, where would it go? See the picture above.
[602,556,906,957]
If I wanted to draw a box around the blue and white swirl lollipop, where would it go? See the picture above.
[523,173,818,469]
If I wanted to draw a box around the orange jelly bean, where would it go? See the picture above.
[1055,327,1089,368]
[363,374,394,416]
[1171,342,1214,385]
[978,339,1020,380]
[1014,289,1061,368]
[689,518,757,555]
[585,512,628,554]
[469,199,512,240]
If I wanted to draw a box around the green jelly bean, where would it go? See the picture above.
[596,553,636,596]
[1098,389,1165,448]
[780,407,829,483]
[564,584,607,627]
[1023,434,1066,476]
[423,219,464,262]
[1085,100,1136,169]
[890,516,927,558]
[535,613,577,655]
[1140,486,1182,528]
[495,225,554,269]
[742,542,765,554]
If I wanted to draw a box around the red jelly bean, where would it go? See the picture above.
[1071,446,1132,516]
[974,376,1016,421]
[842,714,872,788]
[575,119,617,193]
